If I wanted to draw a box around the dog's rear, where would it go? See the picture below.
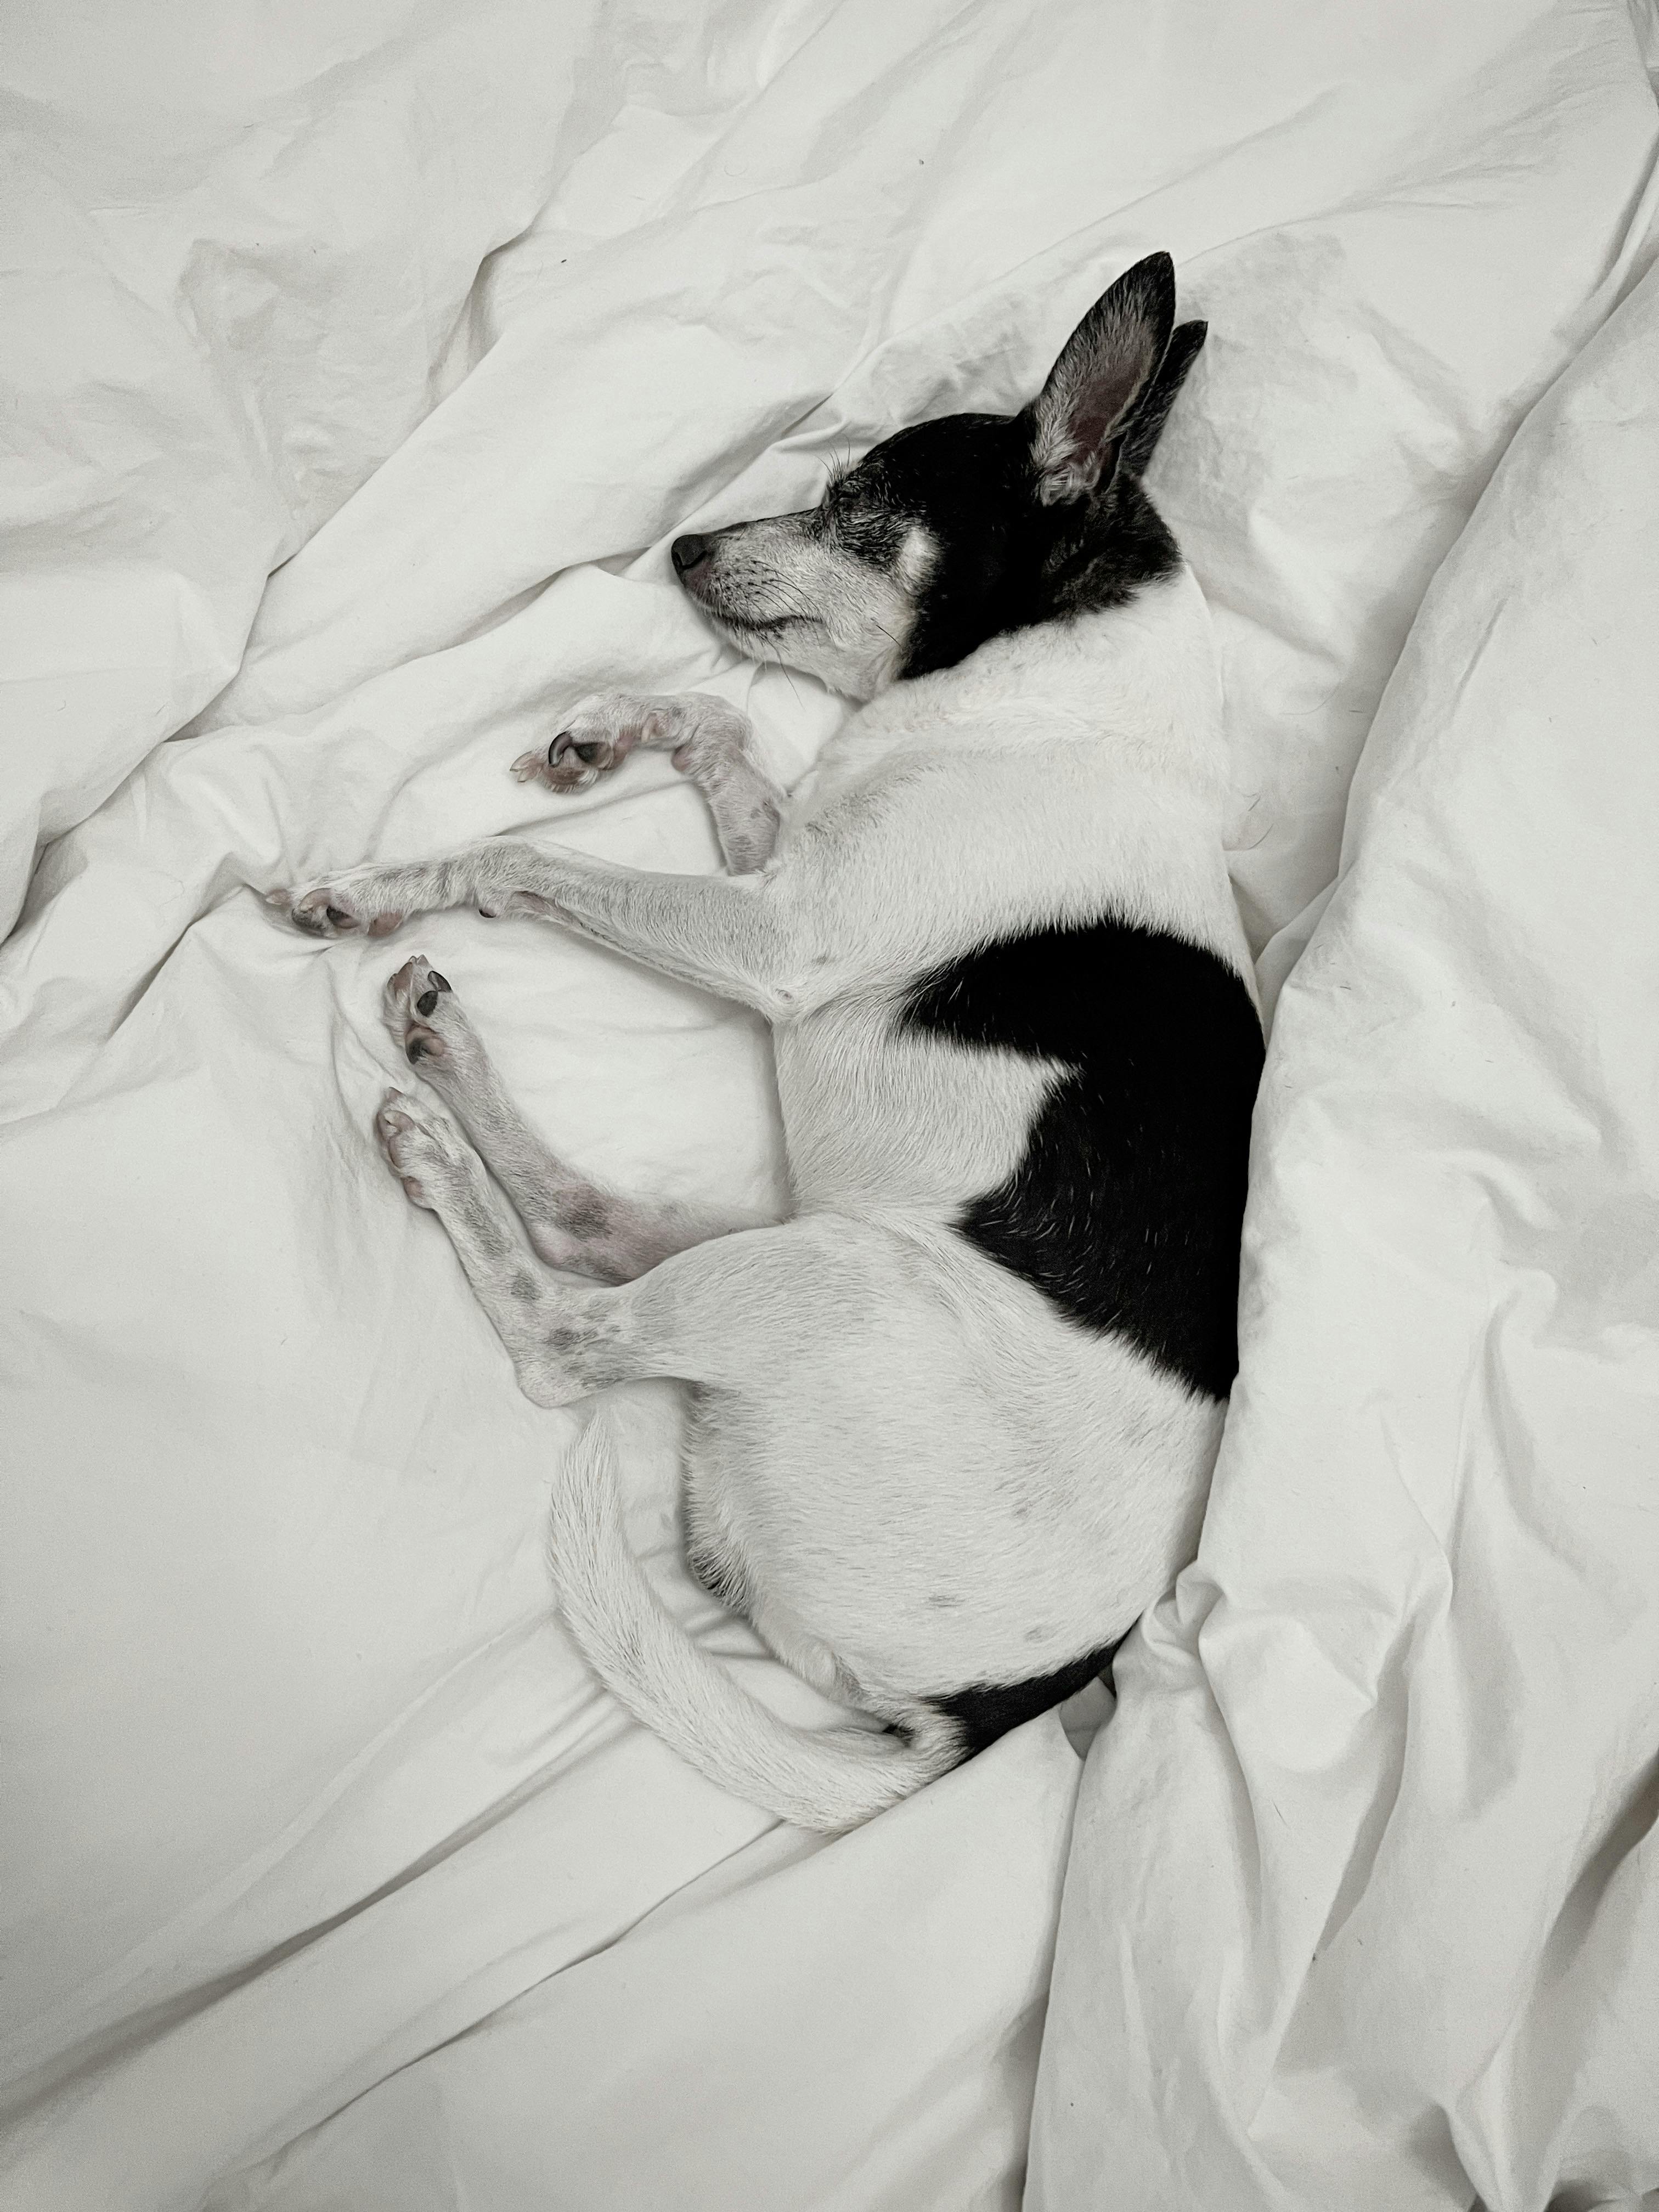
[550,1417,963,1829]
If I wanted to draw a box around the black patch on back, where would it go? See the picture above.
[899,919,1263,1400]
[929,1641,1121,1757]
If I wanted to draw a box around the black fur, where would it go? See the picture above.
[809,304,1206,681]
[929,1639,1122,1756]
[682,255,1207,681]
[1118,320,1208,481]
[899,919,1263,1401]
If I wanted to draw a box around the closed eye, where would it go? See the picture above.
[821,463,872,523]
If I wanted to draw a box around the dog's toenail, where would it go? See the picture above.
[429,971,450,993]
[415,989,439,1017]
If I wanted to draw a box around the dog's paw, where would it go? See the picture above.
[512,694,672,795]
[268,867,409,940]
[382,953,478,1075]
[373,1088,473,1210]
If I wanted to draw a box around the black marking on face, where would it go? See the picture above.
[833,382,1194,681]
[672,253,1207,686]
[898,919,1264,1401]
[415,989,439,1017]
[928,1640,1121,1757]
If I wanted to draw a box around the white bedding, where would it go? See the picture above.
[2,4,1655,2207]
[1029,236,1659,2212]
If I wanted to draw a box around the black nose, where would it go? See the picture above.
[671,532,712,578]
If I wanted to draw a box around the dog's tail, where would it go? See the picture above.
[546,1414,962,1832]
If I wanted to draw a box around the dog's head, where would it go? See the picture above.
[673,252,1205,699]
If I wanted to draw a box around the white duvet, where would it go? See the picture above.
[1030,239,1659,2212]
[2,4,1656,2207]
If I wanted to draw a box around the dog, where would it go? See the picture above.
[268,251,1263,1831]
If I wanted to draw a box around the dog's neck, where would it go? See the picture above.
[836,563,1222,786]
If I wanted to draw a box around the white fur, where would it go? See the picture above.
[690,514,937,701]
[549,1417,962,1829]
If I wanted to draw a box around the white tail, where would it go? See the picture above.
[545,1415,962,1832]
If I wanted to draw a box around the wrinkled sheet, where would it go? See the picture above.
[2,3,1657,2207]
[1029,247,1659,2212]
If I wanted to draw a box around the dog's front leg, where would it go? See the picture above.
[273,841,815,1017]
[514,693,785,874]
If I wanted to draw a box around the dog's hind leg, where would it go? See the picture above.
[514,693,785,873]
[374,1090,815,1409]
[373,1087,634,1405]
[382,952,768,1283]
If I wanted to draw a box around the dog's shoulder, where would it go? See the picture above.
[845,565,1221,776]
[767,569,1237,1007]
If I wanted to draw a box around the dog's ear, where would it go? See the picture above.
[1029,252,1177,505]
[1116,319,1207,481]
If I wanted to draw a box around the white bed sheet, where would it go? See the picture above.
[2,4,1655,2207]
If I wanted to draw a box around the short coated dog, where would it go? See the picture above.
[269,252,1263,1831]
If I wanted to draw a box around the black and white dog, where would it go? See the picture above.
[269,252,1263,1830]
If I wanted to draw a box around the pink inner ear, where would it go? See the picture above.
[1036,348,1155,498]
[1035,253,1177,493]
[1068,399,1122,459]
[1065,345,1156,464]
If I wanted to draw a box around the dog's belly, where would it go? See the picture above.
[679,1223,1221,1701]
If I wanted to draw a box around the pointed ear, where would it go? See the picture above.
[1029,252,1177,505]
[1116,319,1207,481]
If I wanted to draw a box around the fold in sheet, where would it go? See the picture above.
[1030,252,1659,2212]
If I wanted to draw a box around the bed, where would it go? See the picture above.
[3,4,1656,2206]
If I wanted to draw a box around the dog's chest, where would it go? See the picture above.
[780,725,919,842]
